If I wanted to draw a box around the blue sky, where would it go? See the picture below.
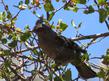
[0,0,109,81]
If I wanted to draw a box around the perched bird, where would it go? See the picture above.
[33,18,96,79]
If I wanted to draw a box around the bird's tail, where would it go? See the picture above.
[74,62,96,79]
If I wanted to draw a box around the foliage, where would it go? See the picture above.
[0,0,109,81]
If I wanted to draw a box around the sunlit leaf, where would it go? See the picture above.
[98,0,106,4]
[0,12,2,22]
[44,2,54,12]
[58,19,68,32]
[81,53,89,61]
[71,20,76,28]
[48,12,55,21]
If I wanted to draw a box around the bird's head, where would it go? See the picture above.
[33,22,52,34]
[33,18,57,39]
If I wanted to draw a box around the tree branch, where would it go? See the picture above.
[15,46,38,54]
[71,32,109,41]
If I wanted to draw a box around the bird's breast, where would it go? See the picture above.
[38,38,59,59]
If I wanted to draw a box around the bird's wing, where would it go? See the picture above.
[55,35,87,53]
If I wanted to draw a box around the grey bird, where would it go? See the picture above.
[33,19,97,79]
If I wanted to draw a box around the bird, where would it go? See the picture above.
[33,18,97,79]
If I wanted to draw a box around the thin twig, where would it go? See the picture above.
[54,0,70,13]
[12,10,22,20]
[105,20,109,30]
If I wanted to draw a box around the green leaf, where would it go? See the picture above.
[44,2,54,12]
[25,0,30,5]
[97,70,105,78]
[63,69,72,81]
[8,40,17,48]
[7,11,12,19]
[1,38,7,44]
[106,49,109,55]
[98,9,108,23]
[98,0,106,4]
[18,4,27,10]
[2,11,7,21]
[19,1,23,5]
[60,22,68,31]
[64,3,72,10]
[8,35,12,40]
[68,6,79,13]
[84,5,94,14]
[62,0,66,2]
[0,32,2,39]
[49,72,53,81]
[102,49,109,65]
[0,12,2,22]
[72,7,79,12]
[32,10,36,14]
[81,53,89,61]
[102,55,109,65]
[77,0,86,4]
[3,50,11,56]
[48,12,55,21]
[20,31,31,42]
[56,0,60,2]
[78,22,82,28]
[71,20,76,28]
[58,20,68,32]
[24,25,30,30]
[54,76,62,81]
